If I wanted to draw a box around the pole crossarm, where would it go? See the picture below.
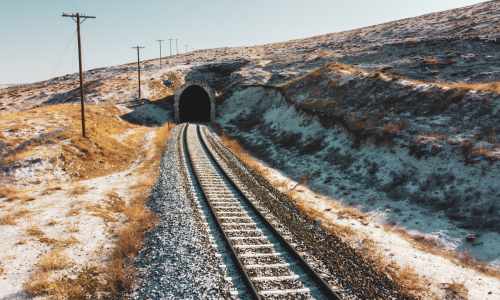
[62,13,96,20]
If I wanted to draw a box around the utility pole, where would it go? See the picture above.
[168,39,174,56]
[156,39,164,67]
[185,45,188,53]
[132,46,145,99]
[62,12,96,138]
[175,39,179,55]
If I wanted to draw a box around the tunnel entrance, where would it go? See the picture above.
[174,80,215,123]
[179,85,212,122]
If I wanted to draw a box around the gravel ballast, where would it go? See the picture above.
[127,126,227,299]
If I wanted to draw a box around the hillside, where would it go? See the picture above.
[1,1,500,299]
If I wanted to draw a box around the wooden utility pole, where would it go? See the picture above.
[156,39,164,67]
[132,46,145,99]
[185,45,188,53]
[175,39,179,55]
[62,12,96,138]
[168,39,174,56]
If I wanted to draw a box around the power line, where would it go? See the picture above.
[50,30,77,79]
[71,34,78,73]
[156,39,164,68]
[132,46,145,99]
[62,12,96,138]
[64,0,81,11]
[94,19,133,44]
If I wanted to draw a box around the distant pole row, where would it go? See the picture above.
[154,38,194,67]
[59,11,196,139]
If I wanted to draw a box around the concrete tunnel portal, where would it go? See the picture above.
[174,81,216,123]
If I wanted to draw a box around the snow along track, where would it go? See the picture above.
[182,123,341,300]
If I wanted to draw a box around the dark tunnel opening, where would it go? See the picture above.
[179,85,211,122]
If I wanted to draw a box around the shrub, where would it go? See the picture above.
[419,59,438,66]
[380,122,406,136]
[460,139,474,156]
[448,89,467,103]
[380,65,394,72]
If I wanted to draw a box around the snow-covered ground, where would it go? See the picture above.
[0,128,157,299]
[257,162,500,299]
[216,86,500,266]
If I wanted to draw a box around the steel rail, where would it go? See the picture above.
[197,124,342,300]
[182,123,261,300]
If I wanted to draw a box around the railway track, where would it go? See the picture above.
[181,123,342,300]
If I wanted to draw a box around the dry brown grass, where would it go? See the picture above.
[1,104,147,180]
[68,201,83,217]
[23,266,103,299]
[0,261,4,276]
[442,279,468,299]
[102,177,156,293]
[99,122,174,293]
[391,264,434,298]
[84,192,127,224]
[26,222,45,237]
[104,191,126,214]
[69,185,89,196]
[111,185,156,263]
[384,224,500,280]
[420,133,447,140]
[66,222,79,233]
[39,251,71,271]
[380,121,407,136]
[471,144,500,158]
[147,80,173,100]
[23,271,52,296]
[0,186,32,201]
[0,214,16,225]
[43,185,62,195]
[0,209,31,225]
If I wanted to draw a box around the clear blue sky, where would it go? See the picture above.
[0,0,486,84]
